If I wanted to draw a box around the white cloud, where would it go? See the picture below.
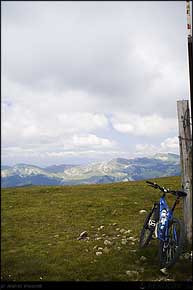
[135,144,159,156]
[135,136,179,156]
[111,113,177,136]
[161,137,179,151]
[72,134,115,148]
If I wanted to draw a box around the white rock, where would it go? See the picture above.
[98,247,103,250]
[104,240,112,246]
[128,237,136,242]
[95,237,102,240]
[139,210,147,214]
[96,251,103,256]
[120,229,125,233]
[116,228,120,231]
[98,225,104,231]
[126,270,139,277]
[129,250,137,253]
[93,245,98,250]
[160,268,168,275]
[140,256,147,262]
[113,223,117,226]
[77,231,88,240]
[54,234,59,238]
[184,252,191,260]
[117,247,121,251]
[121,239,127,245]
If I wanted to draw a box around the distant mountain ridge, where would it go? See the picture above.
[1,153,180,188]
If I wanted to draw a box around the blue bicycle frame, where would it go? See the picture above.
[157,196,173,242]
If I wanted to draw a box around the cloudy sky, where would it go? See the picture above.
[1,1,191,166]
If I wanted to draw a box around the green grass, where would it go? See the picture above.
[1,176,192,282]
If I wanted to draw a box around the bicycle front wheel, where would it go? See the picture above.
[159,217,185,269]
[139,203,159,248]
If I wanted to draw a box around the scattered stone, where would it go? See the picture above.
[104,240,112,246]
[112,237,117,240]
[117,234,120,237]
[140,256,147,262]
[98,247,103,251]
[95,237,102,240]
[77,231,88,240]
[139,210,147,214]
[134,202,138,204]
[125,230,132,234]
[125,270,139,278]
[102,234,106,237]
[160,268,168,276]
[117,247,121,251]
[54,234,59,238]
[131,242,135,245]
[184,252,191,260]
[93,245,98,250]
[96,251,103,256]
[103,247,110,253]
[130,250,137,253]
[40,277,43,280]
[116,228,120,231]
[121,239,127,245]
[98,225,104,231]
[85,249,89,252]
[120,229,125,233]
[113,223,117,226]
[48,243,52,246]
[128,236,136,242]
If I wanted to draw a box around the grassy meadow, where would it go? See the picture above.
[1,176,192,282]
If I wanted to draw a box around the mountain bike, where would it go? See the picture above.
[139,180,187,269]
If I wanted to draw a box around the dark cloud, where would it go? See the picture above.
[1,1,191,165]
[2,1,189,116]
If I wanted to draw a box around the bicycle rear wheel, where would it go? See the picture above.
[139,203,159,248]
[159,217,185,269]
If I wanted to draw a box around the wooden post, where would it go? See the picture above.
[186,0,192,119]
[177,100,192,243]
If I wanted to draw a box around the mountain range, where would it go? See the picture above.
[1,153,181,188]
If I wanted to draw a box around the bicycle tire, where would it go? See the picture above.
[139,203,159,248]
[159,217,185,269]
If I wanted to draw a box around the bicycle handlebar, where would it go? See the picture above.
[146,181,187,198]
[146,180,177,195]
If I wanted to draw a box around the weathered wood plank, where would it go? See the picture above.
[177,100,192,243]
